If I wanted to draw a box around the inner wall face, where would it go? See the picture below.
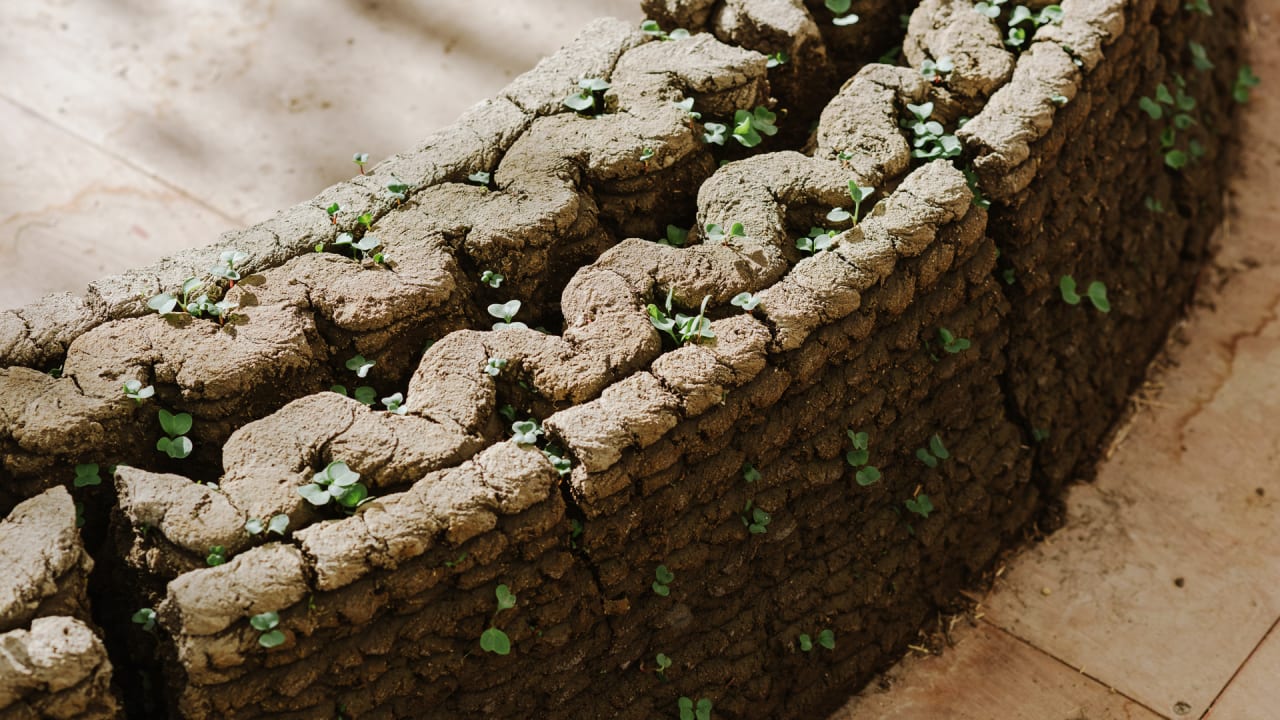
[0,0,1244,718]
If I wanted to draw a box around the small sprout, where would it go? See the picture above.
[333,231,383,262]
[325,202,340,223]
[381,392,407,415]
[74,463,102,488]
[855,466,882,486]
[1185,0,1212,14]
[846,430,870,467]
[742,500,771,534]
[766,52,789,68]
[639,147,655,163]
[357,213,373,229]
[1234,66,1261,104]
[647,290,715,345]
[742,462,761,483]
[511,419,543,446]
[156,409,194,460]
[208,250,249,284]
[678,697,713,720]
[903,102,962,160]
[207,545,227,566]
[675,97,702,121]
[498,404,517,422]
[799,634,814,652]
[1032,427,1051,443]
[480,584,516,655]
[904,493,934,518]
[268,513,289,535]
[467,170,492,186]
[563,77,611,114]
[704,222,745,243]
[346,354,375,378]
[702,121,727,145]
[937,328,971,354]
[731,106,778,148]
[543,446,572,476]
[354,386,377,406]
[916,434,950,468]
[1137,94,1161,120]
[485,357,508,377]
[974,0,1006,19]
[488,300,528,330]
[132,608,157,632]
[818,629,836,649]
[964,167,991,210]
[825,0,858,25]
[830,181,876,224]
[655,653,672,677]
[1165,149,1188,170]
[352,153,369,173]
[1059,275,1110,312]
[385,177,410,201]
[796,227,834,255]
[920,56,954,83]
[480,270,504,288]
[660,225,689,247]
[75,502,84,528]
[298,461,370,510]
[653,564,675,596]
[731,292,760,311]
[250,611,286,648]
[1050,93,1069,106]
[1188,41,1214,71]
[639,19,690,40]
[444,552,468,569]
[1145,196,1165,213]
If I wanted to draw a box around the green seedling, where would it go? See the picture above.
[157,409,194,460]
[825,0,858,25]
[796,226,835,255]
[1145,196,1165,213]
[973,0,1007,18]
[479,584,517,655]
[1234,66,1260,104]
[381,392,407,415]
[1032,427,1051,443]
[766,52,789,68]
[731,292,760,311]
[444,552,468,569]
[675,97,702,121]
[937,328,971,354]
[964,167,991,210]
[904,493,934,518]
[480,270,504,288]
[639,147,656,164]
[488,300,528,330]
[132,608,157,632]
[332,232,384,263]
[702,121,727,145]
[353,386,377,406]
[660,225,689,247]
[920,56,954,83]
[467,170,492,186]
[742,500,771,534]
[73,463,102,488]
[655,653,672,678]
[75,502,85,528]
[799,633,814,652]
[346,354,375,378]
[818,629,836,649]
[705,222,745,243]
[742,462,761,483]
[846,430,882,486]
[639,19,690,40]
[563,77,611,114]
[653,564,675,596]
[386,177,410,202]
[544,446,572,476]
[250,611,286,648]
[1051,93,1069,106]
[828,181,876,224]
[1188,41,1214,71]
[148,276,236,324]
[498,404,517,423]
[207,545,227,566]
[244,514,290,536]
[1185,0,1212,13]
[1003,4,1062,49]
[47,365,62,378]
[325,202,340,224]
[731,106,778,148]
[485,357,508,377]
[647,289,715,345]
[1059,275,1110,312]
[208,250,249,284]
[298,461,370,510]
[678,697,713,720]
[916,434,951,468]
[352,152,369,174]
[123,379,154,403]
[511,419,543,446]
[903,102,962,160]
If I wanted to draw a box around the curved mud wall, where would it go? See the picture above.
[0,0,1243,717]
